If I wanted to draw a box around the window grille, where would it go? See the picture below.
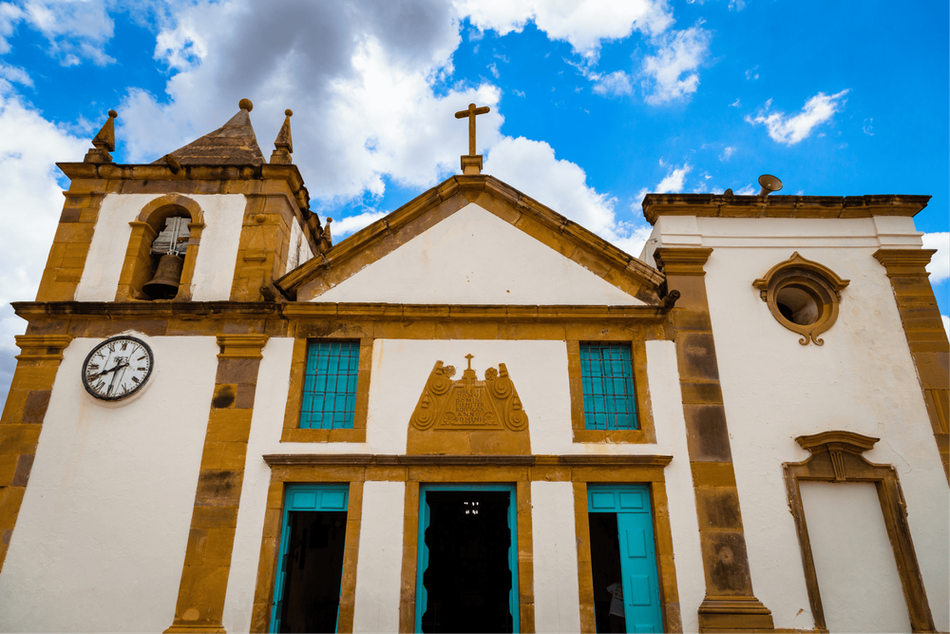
[299,341,360,429]
[580,342,638,430]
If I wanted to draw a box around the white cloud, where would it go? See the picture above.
[720,146,735,161]
[331,210,388,239]
[863,117,874,136]
[942,315,949,338]
[922,232,949,283]
[734,184,756,195]
[745,66,758,80]
[642,25,711,104]
[120,0,504,205]
[454,0,673,57]
[0,1,24,54]
[729,98,740,107]
[592,70,632,96]
[484,136,652,256]
[746,90,849,145]
[14,0,117,65]
[0,84,89,399]
[0,60,31,86]
[655,162,691,192]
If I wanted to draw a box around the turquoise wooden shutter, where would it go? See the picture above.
[588,484,663,633]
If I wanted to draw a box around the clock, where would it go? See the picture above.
[82,336,154,401]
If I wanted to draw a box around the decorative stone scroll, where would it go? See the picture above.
[408,355,530,455]
[412,355,528,432]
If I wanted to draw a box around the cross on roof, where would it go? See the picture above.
[455,103,490,156]
[464,353,474,370]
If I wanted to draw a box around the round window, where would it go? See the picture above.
[753,253,850,346]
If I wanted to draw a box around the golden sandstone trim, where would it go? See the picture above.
[280,337,372,443]
[752,252,850,346]
[873,248,950,483]
[165,334,269,634]
[0,334,73,574]
[567,340,656,444]
[653,246,774,633]
[783,431,935,632]
[573,480,681,633]
[277,175,664,304]
[254,455,673,634]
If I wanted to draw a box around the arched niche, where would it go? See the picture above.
[116,195,205,301]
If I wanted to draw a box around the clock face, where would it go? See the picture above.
[82,336,154,401]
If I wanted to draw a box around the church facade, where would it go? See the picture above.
[0,101,946,633]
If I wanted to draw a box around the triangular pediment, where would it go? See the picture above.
[277,176,665,306]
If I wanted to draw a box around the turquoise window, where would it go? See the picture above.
[299,341,360,429]
[580,342,638,430]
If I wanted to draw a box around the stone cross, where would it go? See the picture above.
[464,353,474,370]
[455,103,490,156]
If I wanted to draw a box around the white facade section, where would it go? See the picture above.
[353,481,407,633]
[531,481,581,633]
[74,193,246,302]
[799,482,911,633]
[647,214,949,630]
[223,337,295,633]
[312,203,645,305]
[0,335,218,632]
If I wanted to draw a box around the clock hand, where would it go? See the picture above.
[105,360,130,396]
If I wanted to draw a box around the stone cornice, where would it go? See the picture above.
[216,334,269,359]
[873,248,937,275]
[642,193,931,225]
[14,334,74,360]
[56,162,311,213]
[653,247,714,276]
[262,453,673,467]
[12,300,672,322]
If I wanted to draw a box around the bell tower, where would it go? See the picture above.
[36,99,328,305]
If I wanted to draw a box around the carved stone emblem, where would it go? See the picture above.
[411,354,528,432]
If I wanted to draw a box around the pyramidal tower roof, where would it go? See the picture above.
[155,98,266,166]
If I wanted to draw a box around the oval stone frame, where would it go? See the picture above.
[753,252,850,346]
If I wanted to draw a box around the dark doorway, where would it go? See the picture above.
[279,511,347,633]
[589,512,626,633]
[421,491,514,633]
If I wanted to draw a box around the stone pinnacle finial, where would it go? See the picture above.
[239,98,253,112]
[84,109,118,164]
[270,108,294,165]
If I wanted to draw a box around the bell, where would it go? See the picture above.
[143,254,184,299]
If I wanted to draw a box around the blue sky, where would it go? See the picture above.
[0,0,947,401]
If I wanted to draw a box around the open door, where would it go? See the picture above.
[416,484,519,633]
[271,485,349,633]
[588,484,663,633]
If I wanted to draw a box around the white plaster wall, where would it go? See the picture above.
[75,193,247,302]
[531,481,581,633]
[313,203,645,305]
[352,481,406,633]
[666,216,949,630]
[0,335,218,632]
[223,337,295,633]
[799,482,911,633]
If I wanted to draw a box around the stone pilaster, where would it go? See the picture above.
[0,334,72,571]
[874,248,950,483]
[165,334,268,633]
[654,247,774,633]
